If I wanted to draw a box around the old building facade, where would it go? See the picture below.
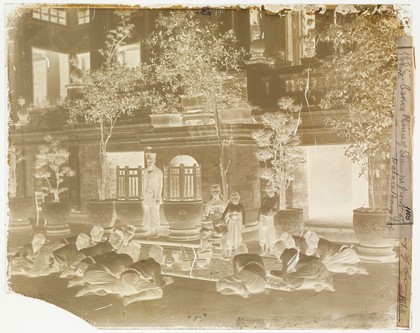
[7,6,372,226]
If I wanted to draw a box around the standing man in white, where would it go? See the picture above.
[142,147,163,237]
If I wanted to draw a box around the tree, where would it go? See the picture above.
[35,135,76,202]
[66,11,145,200]
[252,98,304,210]
[318,7,405,210]
[144,10,249,197]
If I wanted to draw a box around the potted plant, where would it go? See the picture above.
[179,94,213,126]
[147,89,183,128]
[217,74,253,124]
[252,97,305,236]
[65,11,144,229]
[8,145,33,232]
[34,135,75,236]
[318,7,404,258]
[144,10,248,198]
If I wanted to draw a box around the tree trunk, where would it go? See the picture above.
[213,95,228,199]
[368,157,376,211]
[369,178,376,211]
[99,145,109,201]
[279,189,287,211]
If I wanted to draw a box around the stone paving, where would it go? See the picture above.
[6,220,400,329]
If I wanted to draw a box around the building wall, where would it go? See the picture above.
[78,143,102,208]
[74,142,266,224]
[225,144,261,223]
[306,145,368,224]
[289,147,309,220]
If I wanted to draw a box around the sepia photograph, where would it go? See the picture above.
[2,1,416,331]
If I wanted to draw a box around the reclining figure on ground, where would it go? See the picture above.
[8,225,107,278]
[59,225,138,278]
[67,241,142,288]
[59,225,106,247]
[75,245,173,305]
[216,244,267,298]
[290,231,368,276]
[269,239,335,292]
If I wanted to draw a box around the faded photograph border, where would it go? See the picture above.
[1,0,419,332]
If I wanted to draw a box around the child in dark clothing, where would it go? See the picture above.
[219,192,246,256]
[258,185,279,255]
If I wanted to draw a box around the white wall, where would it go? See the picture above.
[107,151,145,168]
[306,145,368,224]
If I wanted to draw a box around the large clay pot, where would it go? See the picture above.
[218,108,252,124]
[115,200,147,236]
[353,209,398,263]
[87,200,115,231]
[8,197,33,233]
[149,114,183,128]
[17,107,30,126]
[353,209,396,247]
[163,201,202,241]
[43,202,72,237]
[250,38,266,59]
[274,208,304,237]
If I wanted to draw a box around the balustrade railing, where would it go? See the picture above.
[163,164,202,201]
[116,166,143,200]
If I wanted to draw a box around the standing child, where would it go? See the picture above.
[258,185,279,255]
[220,192,246,256]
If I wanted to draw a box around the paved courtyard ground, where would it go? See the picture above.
[5,221,399,329]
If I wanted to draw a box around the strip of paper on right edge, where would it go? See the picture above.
[387,35,414,328]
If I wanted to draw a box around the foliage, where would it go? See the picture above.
[34,135,76,202]
[144,10,250,114]
[252,98,304,210]
[317,9,405,210]
[65,10,145,200]
[143,10,250,198]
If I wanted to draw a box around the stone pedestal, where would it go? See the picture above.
[356,245,398,264]
[9,219,33,233]
[46,223,71,237]
[9,197,34,233]
[167,227,200,241]
[135,225,152,238]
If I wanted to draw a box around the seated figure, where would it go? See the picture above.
[295,231,368,275]
[270,240,334,292]
[75,244,173,305]
[201,185,227,249]
[216,247,266,298]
